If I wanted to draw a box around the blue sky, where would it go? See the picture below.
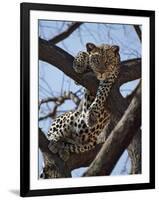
[38,20,141,177]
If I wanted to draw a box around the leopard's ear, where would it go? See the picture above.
[111,45,120,53]
[86,43,96,53]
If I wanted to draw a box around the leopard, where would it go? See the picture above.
[46,42,120,161]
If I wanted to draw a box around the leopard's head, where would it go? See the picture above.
[86,43,120,80]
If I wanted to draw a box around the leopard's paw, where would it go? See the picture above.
[73,51,89,74]
[48,141,59,154]
[59,148,70,161]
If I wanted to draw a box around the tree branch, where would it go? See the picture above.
[39,91,81,121]
[39,91,80,108]
[39,105,58,121]
[133,25,142,42]
[117,58,141,86]
[48,22,83,44]
[83,83,141,176]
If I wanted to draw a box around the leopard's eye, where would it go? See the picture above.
[105,60,109,65]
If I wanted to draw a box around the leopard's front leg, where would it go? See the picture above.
[85,106,100,127]
[48,137,80,161]
[73,51,90,74]
[85,80,113,127]
[48,140,70,161]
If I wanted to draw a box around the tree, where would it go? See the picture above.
[38,21,141,178]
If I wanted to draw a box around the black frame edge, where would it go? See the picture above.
[20,3,30,197]
[21,2,155,16]
[149,11,155,189]
[20,2,155,197]
[22,183,155,197]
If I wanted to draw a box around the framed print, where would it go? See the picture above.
[20,2,155,197]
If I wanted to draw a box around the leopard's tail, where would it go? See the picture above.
[65,139,96,154]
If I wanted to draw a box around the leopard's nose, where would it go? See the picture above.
[100,72,105,77]
[98,73,105,80]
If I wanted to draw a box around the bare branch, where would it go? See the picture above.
[39,105,58,121]
[39,91,80,108]
[39,91,81,121]
[48,22,83,44]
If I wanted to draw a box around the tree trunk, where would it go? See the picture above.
[128,130,141,174]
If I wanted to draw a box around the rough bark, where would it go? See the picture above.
[128,129,141,174]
